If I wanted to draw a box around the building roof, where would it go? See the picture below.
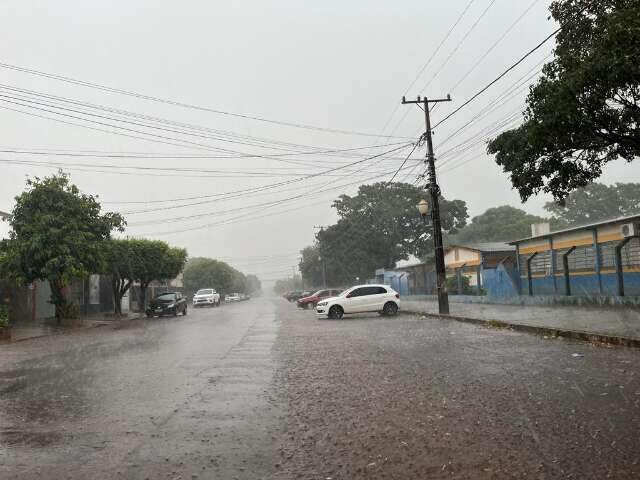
[446,242,516,253]
[509,214,640,245]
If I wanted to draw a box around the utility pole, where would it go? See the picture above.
[402,95,451,315]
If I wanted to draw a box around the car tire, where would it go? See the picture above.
[146,313,152,318]
[382,302,398,317]
[328,305,344,320]
[183,306,188,316]
[303,303,310,310]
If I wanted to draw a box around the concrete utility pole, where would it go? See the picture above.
[402,95,451,315]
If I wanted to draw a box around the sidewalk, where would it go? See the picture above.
[7,313,137,343]
[402,297,640,345]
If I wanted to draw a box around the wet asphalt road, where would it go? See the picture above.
[1,299,281,480]
[1,297,640,479]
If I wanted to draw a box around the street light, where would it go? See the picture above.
[417,199,429,218]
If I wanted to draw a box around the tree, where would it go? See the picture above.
[245,274,262,295]
[0,174,124,322]
[314,182,467,284]
[544,182,640,226]
[451,206,564,244]
[487,0,640,201]
[182,257,236,295]
[105,239,135,316]
[131,240,187,310]
[298,245,324,288]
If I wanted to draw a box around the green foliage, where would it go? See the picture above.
[0,304,9,328]
[183,257,240,294]
[104,238,187,314]
[273,277,303,294]
[298,245,324,288]
[129,240,187,309]
[544,182,640,226]
[446,274,472,295]
[451,206,564,244]
[487,0,640,201]
[309,182,467,285]
[245,274,262,295]
[0,173,124,321]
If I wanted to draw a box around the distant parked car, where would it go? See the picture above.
[283,291,302,302]
[297,289,343,309]
[193,288,221,307]
[146,292,188,317]
[225,293,241,303]
[315,284,400,320]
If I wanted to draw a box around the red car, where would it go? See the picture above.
[297,289,342,309]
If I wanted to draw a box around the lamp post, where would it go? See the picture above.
[416,198,449,314]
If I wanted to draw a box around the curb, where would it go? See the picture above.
[401,309,640,349]
[3,315,144,344]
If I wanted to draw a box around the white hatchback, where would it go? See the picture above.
[315,284,400,320]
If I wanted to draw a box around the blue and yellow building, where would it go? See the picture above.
[511,215,640,297]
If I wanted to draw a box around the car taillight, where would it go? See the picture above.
[395,293,400,299]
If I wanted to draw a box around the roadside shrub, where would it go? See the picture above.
[60,302,80,320]
[0,304,9,328]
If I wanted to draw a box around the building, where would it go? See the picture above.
[444,243,517,296]
[511,215,640,297]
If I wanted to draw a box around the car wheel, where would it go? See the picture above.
[183,306,188,316]
[303,303,310,310]
[382,302,398,317]
[328,305,344,320]
[146,313,152,318]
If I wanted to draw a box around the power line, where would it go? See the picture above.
[432,26,561,129]
[0,61,412,139]
[375,0,477,139]
[450,0,542,92]
[386,141,420,184]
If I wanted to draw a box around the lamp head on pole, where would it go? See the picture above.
[417,199,429,217]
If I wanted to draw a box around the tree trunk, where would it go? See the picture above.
[112,277,122,316]
[112,277,132,316]
[50,280,67,325]
[140,282,148,313]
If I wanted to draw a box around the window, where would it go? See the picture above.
[375,286,388,294]
[348,288,364,298]
[156,293,177,301]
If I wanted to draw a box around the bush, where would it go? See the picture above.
[446,274,474,295]
[60,302,80,320]
[0,304,9,328]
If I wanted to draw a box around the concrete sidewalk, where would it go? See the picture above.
[6,314,136,343]
[402,297,640,345]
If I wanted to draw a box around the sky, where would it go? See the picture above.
[1,0,638,283]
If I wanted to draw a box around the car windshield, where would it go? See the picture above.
[196,289,213,295]
[155,293,176,301]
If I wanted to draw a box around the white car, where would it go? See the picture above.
[193,288,220,307]
[225,293,241,303]
[316,284,400,320]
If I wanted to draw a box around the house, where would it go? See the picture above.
[511,215,640,297]
[444,243,517,296]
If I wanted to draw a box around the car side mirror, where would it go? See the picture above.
[346,293,353,298]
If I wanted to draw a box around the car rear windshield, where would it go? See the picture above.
[156,293,177,301]
[196,289,213,295]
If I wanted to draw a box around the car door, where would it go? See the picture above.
[367,286,389,311]
[356,286,382,312]
[342,287,366,313]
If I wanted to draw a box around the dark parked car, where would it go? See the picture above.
[146,292,188,317]
[297,289,343,309]
[284,291,310,302]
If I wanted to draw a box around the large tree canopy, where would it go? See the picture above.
[0,174,124,321]
[182,257,247,295]
[301,182,467,286]
[450,206,564,245]
[544,182,640,225]
[487,0,640,201]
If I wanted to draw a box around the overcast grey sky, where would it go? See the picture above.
[1,0,638,281]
